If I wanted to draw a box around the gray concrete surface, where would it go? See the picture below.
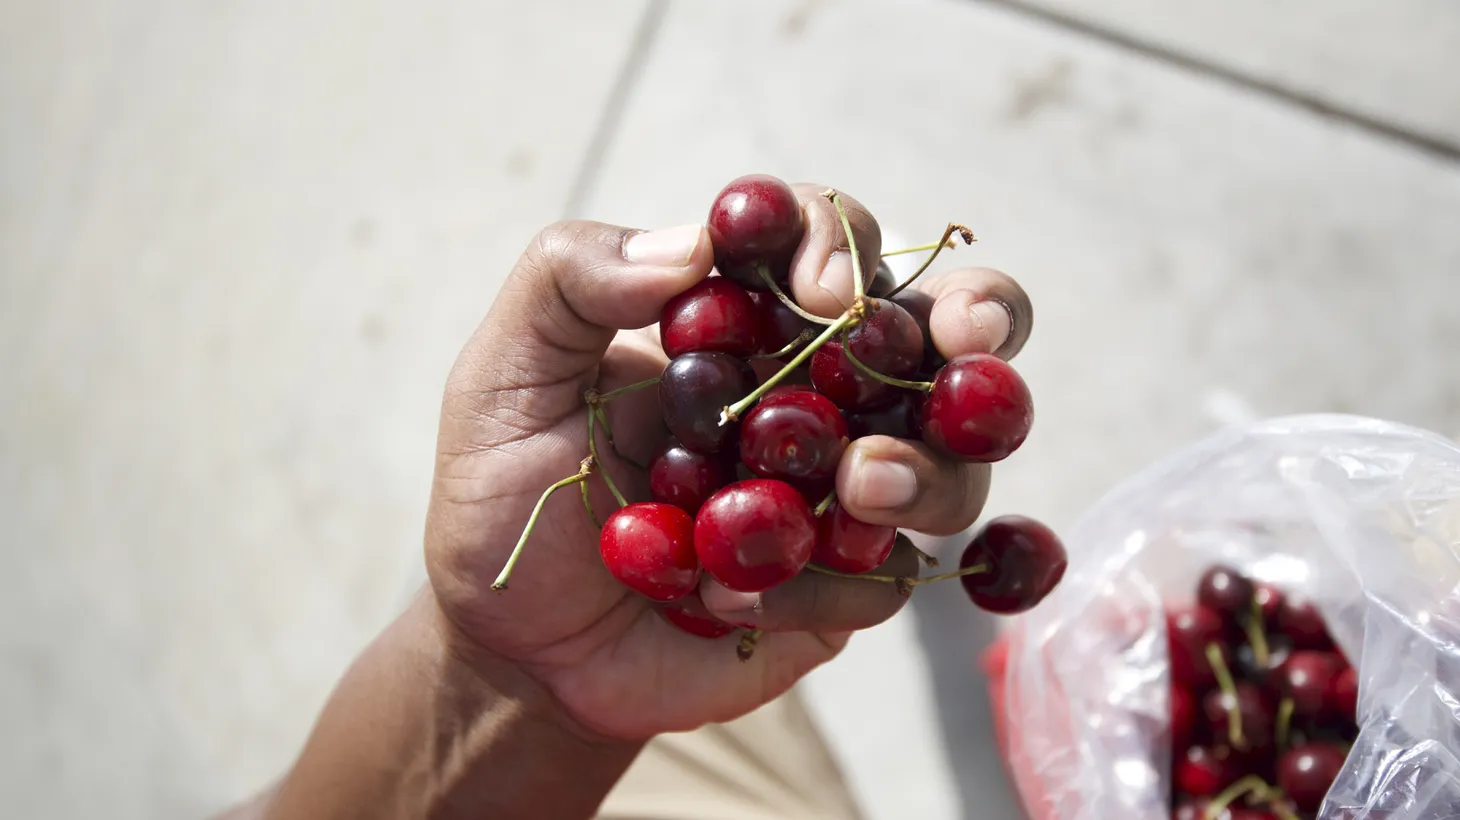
[4,0,1460,818]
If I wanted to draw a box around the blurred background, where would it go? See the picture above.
[3,0,1459,817]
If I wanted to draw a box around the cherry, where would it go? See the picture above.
[707,174,804,288]
[1202,681,1274,750]
[846,390,924,440]
[868,259,897,297]
[1253,582,1284,622]
[1197,564,1256,625]
[1276,593,1334,651]
[809,298,925,411]
[1167,606,1226,689]
[888,289,946,373]
[694,479,816,592]
[656,588,736,639]
[598,502,700,602]
[659,352,756,454]
[1276,651,1344,718]
[1171,684,1198,748]
[739,389,849,484]
[649,439,737,515]
[660,276,760,358]
[748,290,813,359]
[1326,663,1358,721]
[1235,639,1291,686]
[958,515,1067,614]
[1277,742,1346,812]
[920,353,1033,462]
[813,500,896,574]
[1175,744,1242,797]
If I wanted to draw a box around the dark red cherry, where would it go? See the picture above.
[1175,745,1242,797]
[656,588,736,639]
[707,174,804,288]
[1167,606,1226,689]
[809,298,925,411]
[599,502,700,602]
[920,353,1033,462]
[1234,639,1292,686]
[694,479,816,592]
[888,289,946,373]
[1253,582,1284,622]
[812,500,896,574]
[868,259,897,297]
[1277,743,1347,812]
[739,389,849,484]
[846,390,924,440]
[1171,685,1198,748]
[1276,651,1345,718]
[659,352,756,454]
[958,516,1067,614]
[748,290,813,360]
[660,277,760,358]
[1197,564,1256,625]
[1202,682,1274,750]
[1276,594,1334,650]
[649,439,737,515]
[1326,663,1358,721]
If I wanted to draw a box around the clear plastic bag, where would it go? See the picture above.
[999,414,1460,819]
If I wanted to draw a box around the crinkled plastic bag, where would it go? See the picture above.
[1000,414,1460,819]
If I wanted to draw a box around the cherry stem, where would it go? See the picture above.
[579,479,601,528]
[589,377,661,406]
[1205,775,1274,820]
[491,458,594,591]
[736,629,763,662]
[752,328,815,360]
[1206,642,1246,749]
[756,263,835,326]
[1243,597,1271,669]
[884,222,976,299]
[822,189,866,301]
[587,409,628,508]
[1276,696,1294,751]
[881,238,957,258]
[912,544,939,568]
[804,561,987,595]
[840,327,935,392]
[813,490,836,517]
[1270,804,1301,820]
[720,306,864,425]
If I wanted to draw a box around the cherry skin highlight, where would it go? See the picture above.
[707,174,804,288]
[1277,742,1347,812]
[649,439,737,515]
[660,276,761,358]
[739,389,849,484]
[812,500,897,574]
[659,352,757,455]
[694,479,816,592]
[958,515,1067,614]
[809,298,925,411]
[868,259,897,297]
[655,588,736,639]
[920,353,1033,462]
[1197,564,1256,625]
[598,502,700,602]
[1276,650,1345,718]
[1201,681,1274,750]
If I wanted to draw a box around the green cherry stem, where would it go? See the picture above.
[814,490,837,517]
[885,222,976,299]
[881,238,957,258]
[1207,642,1246,749]
[1204,775,1274,820]
[757,263,836,326]
[579,479,601,528]
[822,189,866,301]
[1244,596,1271,669]
[491,457,594,591]
[720,306,863,425]
[751,328,815,360]
[587,408,628,508]
[804,562,988,596]
[1275,696,1295,750]
[1270,803,1301,820]
[912,545,940,568]
[588,378,660,406]
[840,327,935,392]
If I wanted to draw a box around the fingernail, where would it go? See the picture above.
[700,583,762,621]
[816,251,855,308]
[624,224,702,266]
[848,452,918,510]
[970,300,1013,352]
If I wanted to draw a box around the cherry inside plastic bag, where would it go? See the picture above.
[985,415,1460,820]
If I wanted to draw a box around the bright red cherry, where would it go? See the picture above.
[1175,745,1242,797]
[1327,663,1358,721]
[739,389,848,484]
[598,502,700,602]
[846,390,924,440]
[958,516,1067,614]
[660,277,760,358]
[1277,743,1347,812]
[649,439,737,515]
[748,290,813,360]
[707,174,804,288]
[659,352,756,454]
[920,353,1033,462]
[1202,682,1274,750]
[809,298,925,411]
[1167,606,1226,689]
[1197,564,1256,625]
[1171,685,1197,748]
[812,500,896,574]
[694,479,816,592]
[888,289,947,374]
[1276,651,1345,718]
[1276,594,1334,650]
[655,588,736,639]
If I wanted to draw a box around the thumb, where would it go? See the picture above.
[440,220,711,449]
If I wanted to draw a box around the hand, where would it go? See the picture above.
[424,183,1035,740]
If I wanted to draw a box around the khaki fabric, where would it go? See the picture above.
[598,688,864,820]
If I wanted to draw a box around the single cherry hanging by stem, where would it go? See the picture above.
[738,388,849,484]
[809,298,925,411]
[598,502,701,602]
[660,276,761,358]
[812,500,897,574]
[694,479,816,592]
[707,174,804,288]
[920,353,1034,462]
[958,515,1067,613]
[648,439,737,515]
[659,351,757,454]
[655,588,736,639]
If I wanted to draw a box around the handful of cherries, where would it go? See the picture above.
[491,173,1069,659]
[1168,565,1358,819]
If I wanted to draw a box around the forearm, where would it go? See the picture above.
[248,590,643,820]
